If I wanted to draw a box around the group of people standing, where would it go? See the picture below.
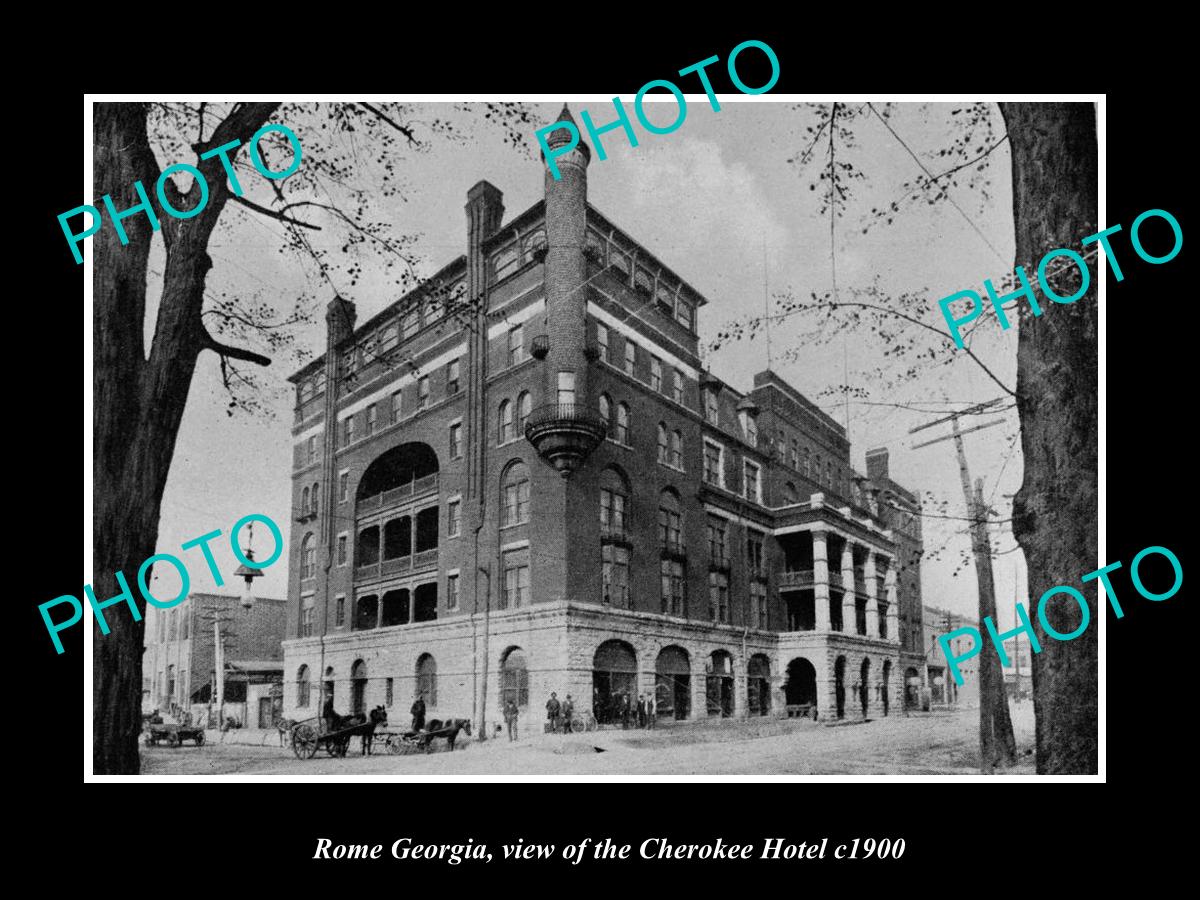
[600,690,656,730]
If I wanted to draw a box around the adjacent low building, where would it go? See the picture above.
[142,592,287,727]
[281,106,928,732]
[922,604,980,708]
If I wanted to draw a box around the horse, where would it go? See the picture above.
[357,706,388,755]
[421,718,472,752]
[275,718,298,747]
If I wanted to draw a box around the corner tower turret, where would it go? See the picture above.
[525,104,605,476]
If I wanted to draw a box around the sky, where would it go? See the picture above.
[138,98,1033,629]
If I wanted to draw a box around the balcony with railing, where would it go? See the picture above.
[356,548,439,583]
[525,403,607,477]
[357,472,439,513]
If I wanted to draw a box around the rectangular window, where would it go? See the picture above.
[709,571,730,623]
[705,388,719,424]
[301,597,314,637]
[502,549,531,609]
[401,305,420,338]
[335,595,345,627]
[337,534,348,566]
[307,435,317,465]
[449,422,462,460]
[660,559,685,616]
[447,358,460,395]
[338,471,349,502]
[503,478,531,526]
[650,356,662,392]
[708,516,728,566]
[391,390,402,423]
[557,371,576,406]
[447,573,460,610]
[744,461,761,502]
[657,426,669,464]
[746,531,765,576]
[417,376,429,410]
[508,324,525,366]
[366,404,377,436]
[703,441,724,487]
[600,488,626,531]
[343,416,354,447]
[448,499,461,537]
[601,544,630,608]
[740,412,758,448]
[670,430,683,469]
[658,505,681,548]
[385,678,394,707]
[750,581,768,629]
[597,324,609,363]
[298,677,310,708]
[676,300,694,330]
[671,370,683,404]
[624,339,637,376]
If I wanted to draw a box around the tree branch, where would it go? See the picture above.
[201,333,272,367]
[358,102,419,146]
[230,193,322,230]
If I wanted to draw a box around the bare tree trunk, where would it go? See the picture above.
[92,102,277,774]
[999,103,1098,774]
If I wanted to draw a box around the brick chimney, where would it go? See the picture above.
[865,447,890,483]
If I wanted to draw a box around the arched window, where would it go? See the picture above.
[301,486,310,515]
[502,461,531,527]
[785,481,798,504]
[790,439,799,470]
[616,402,630,444]
[827,461,834,489]
[416,653,437,706]
[599,394,612,437]
[658,488,682,548]
[501,647,529,707]
[296,665,310,708]
[814,453,822,484]
[657,422,668,463]
[517,391,532,432]
[493,244,518,280]
[521,228,547,264]
[599,467,629,532]
[803,447,811,478]
[300,533,316,580]
[311,482,319,517]
[670,430,683,469]
[498,399,514,443]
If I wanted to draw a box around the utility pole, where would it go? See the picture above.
[910,399,1017,773]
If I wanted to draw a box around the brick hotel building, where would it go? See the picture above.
[281,107,927,729]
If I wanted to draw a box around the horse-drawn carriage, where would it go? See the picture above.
[143,722,206,747]
[375,719,472,755]
[288,707,388,759]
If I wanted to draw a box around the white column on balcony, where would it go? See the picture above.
[841,542,857,634]
[864,552,880,640]
[812,530,831,631]
[886,568,900,644]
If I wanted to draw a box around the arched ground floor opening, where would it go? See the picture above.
[655,645,691,721]
[705,650,735,718]
[593,639,637,725]
[784,657,818,717]
[747,654,771,716]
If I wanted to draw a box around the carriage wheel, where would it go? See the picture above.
[292,724,319,760]
[587,714,598,732]
[570,715,585,733]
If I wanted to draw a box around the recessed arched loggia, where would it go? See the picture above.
[413,582,438,622]
[380,588,409,627]
[706,650,735,718]
[357,442,440,503]
[355,594,378,630]
[784,657,818,717]
[747,654,771,716]
[655,645,691,722]
[593,640,637,725]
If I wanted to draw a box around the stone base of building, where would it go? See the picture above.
[281,602,905,732]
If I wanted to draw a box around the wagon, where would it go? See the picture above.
[376,720,471,755]
[144,722,206,747]
[289,717,362,759]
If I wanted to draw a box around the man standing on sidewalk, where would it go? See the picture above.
[562,695,575,734]
[545,692,561,734]
[503,699,519,742]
